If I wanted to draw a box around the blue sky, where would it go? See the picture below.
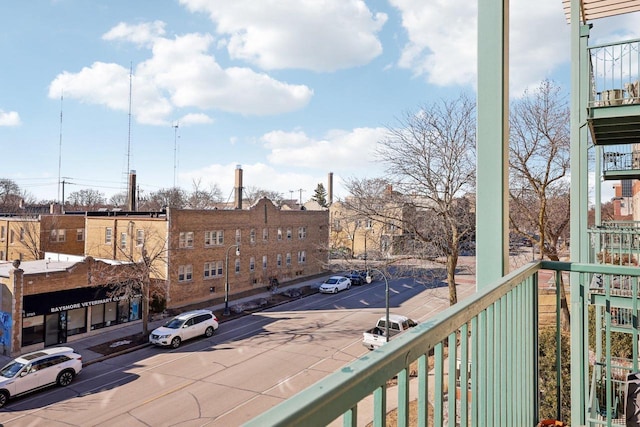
[1,0,638,205]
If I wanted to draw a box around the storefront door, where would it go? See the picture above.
[44,312,67,346]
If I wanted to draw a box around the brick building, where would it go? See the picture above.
[0,256,141,356]
[0,213,85,262]
[84,197,329,309]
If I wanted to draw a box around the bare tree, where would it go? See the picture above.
[66,188,106,210]
[140,187,187,210]
[345,95,476,306]
[20,220,43,260]
[0,178,34,213]
[90,224,168,337]
[109,192,128,208]
[187,179,222,209]
[243,186,284,206]
[509,79,571,328]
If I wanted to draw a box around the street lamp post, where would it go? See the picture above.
[366,268,389,342]
[224,244,240,316]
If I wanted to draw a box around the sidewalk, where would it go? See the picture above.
[3,275,329,368]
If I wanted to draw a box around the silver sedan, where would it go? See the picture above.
[319,276,352,294]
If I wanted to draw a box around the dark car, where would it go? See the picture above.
[347,270,367,285]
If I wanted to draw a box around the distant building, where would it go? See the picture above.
[0,212,85,262]
[84,198,329,309]
[0,256,140,356]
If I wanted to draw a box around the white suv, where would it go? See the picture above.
[0,346,82,408]
[149,309,219,348]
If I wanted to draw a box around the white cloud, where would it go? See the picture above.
[179,113,213,125]
[178,126,388,202]
[261,127,388,171]
[390,0,570,95]
[0,110,21,126]
[48,26,313,124]
[102,21,166,47]
[179,0,386,72]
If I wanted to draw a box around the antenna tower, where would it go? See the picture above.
[173,122,179,187]
[126,63,133,207]
[57,91,63,204]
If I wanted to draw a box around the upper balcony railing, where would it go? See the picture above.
[589,38,640,107]
[601,145,640,178]
[589,225,640,266]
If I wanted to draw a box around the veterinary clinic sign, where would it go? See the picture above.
[50,295,129,313]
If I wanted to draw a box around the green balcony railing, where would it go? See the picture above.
[244,260,640,427]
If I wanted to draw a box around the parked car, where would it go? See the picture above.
[149,309,219,348]
[362,314,418,350]
[0,346,82,408]
[347,270,367,285]
[319,276,352,294]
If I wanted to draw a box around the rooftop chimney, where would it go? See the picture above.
[128,170,137,211]
[327,172,333,206]
[235,165,243,209]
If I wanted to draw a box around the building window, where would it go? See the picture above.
[50,229,66,242]
[277,254,282,267]
[205,262,214,278]
[120,232,127,249]
[286,252,291,266]
[262,255,268,270]
[105,227,113,244]
[178,264,193,282]
[235,258,241,273]
[250,257,255,272]
[77,228,84,242]
[136,229,144,246]
[298,251,306,264]
[235,229,241,245]
[366,219,373,229]
[263,228,268,241]
[250,228,256,244]
[179,231,194,248]
[277,228,282,240]
[0,250,4,260]
[205,261,224,278]
[0,225,4,241]
[205,230,224,246]
[19,227,24,242]
[298,226,307,239]
[286,228,292,240]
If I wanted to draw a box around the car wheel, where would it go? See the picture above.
[0,390,8,408]
[57,370,74,387]
[170,336,182,348]
[333,287,338,294]
[347,283,351,290]
[204,326,215,337]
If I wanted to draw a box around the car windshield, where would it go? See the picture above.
[163,318,186,329]
[324,278,338,284]
[0,360,25,378]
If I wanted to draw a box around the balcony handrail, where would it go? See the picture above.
[245,261,543,427]
[245,260,640,427]
[588,37,640,51]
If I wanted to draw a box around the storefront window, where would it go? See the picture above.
[66,307,87,336]
[105,302,117,326]
[22,315,44,346]
[91,304,105,330]
[118,300,130,323]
